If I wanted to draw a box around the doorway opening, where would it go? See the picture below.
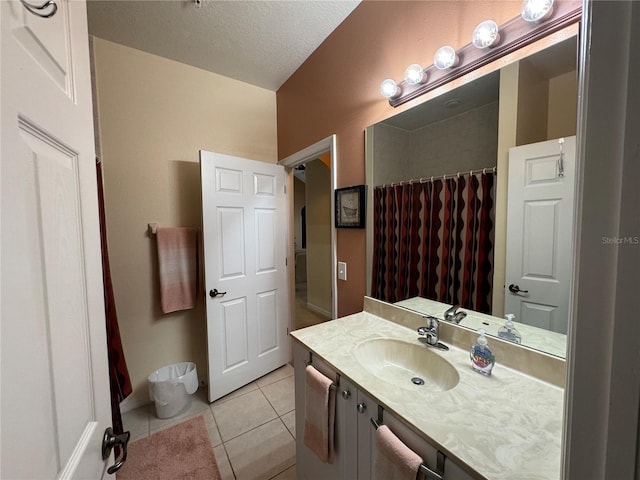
[280,135,338,330]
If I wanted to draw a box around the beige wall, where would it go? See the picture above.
[293,176,306,251]
[517,62,578,146]
[493,60,577,316]
[91,38,277,407]
[547,70,578,139]
[305,159,332,316]
[493,63,519,317]
[516,60,550,146]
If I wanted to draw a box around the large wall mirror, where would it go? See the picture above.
[366,27,578,359]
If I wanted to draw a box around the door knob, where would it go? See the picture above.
[341,389,351,400]
[357,402,367,414]
[209,288,227,298]
[102,427,130,475]
[508,284,529,294]
[20,0,58,18]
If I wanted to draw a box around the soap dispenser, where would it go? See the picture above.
[470,329,495,376]
[498,314,522,344]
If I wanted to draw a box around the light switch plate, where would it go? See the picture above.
[338,261,347,281]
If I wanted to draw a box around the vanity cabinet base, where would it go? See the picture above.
[293,342,353,479]
[293,342,476,480]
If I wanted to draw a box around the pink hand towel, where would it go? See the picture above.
[303,365,336,463]
[373,425,423,480]
[156,227,199,313]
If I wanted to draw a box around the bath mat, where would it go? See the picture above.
[117,415,221,480]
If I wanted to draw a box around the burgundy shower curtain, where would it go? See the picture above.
[97,159,132,434]
[371,171,496,314]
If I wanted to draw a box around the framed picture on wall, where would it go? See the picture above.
[335,185,366,228]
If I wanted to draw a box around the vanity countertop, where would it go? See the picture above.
[290,311,565,480]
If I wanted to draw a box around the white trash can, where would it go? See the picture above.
[148,362,198,419]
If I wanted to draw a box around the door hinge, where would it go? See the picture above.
[284,185,287,194]
[286,257,288,266]
[287,327,290,335]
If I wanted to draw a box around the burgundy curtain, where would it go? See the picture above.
[371,171,496,313]
[96,160,132,434]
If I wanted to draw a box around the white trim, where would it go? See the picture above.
[279,136,335,168]
[280,135,338,319]
[564,1,640,477]
[364,126,374,297]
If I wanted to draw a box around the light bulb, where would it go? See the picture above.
[521,0,554,23]
[380,79,401,99]
[434,46,458,70]
[472,20,500,49]
[404,64,426,85]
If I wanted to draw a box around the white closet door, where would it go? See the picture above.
[1,0,113,478]
[505,136,576,334]
[200,151,290,401]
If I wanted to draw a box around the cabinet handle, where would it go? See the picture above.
[341,389,351,400]
[357,402,367,414]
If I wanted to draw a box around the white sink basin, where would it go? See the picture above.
[353,338,460,392]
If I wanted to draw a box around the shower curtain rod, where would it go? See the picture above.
[380,165,497,188]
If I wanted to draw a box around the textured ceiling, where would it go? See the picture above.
[86,0,361,91]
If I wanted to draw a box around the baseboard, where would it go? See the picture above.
[120,376,208,414]
[306,302,331,319]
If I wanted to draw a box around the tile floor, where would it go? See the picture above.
[122,364,297,480]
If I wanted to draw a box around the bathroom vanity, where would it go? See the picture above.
[291,297,565,480]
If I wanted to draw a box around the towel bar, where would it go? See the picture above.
[148,223,159,236]
[305,351,340,388]
[370,410,446,480]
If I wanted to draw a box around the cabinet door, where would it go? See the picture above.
[355,388,377,480]
[442,459,476,480]
[293,342,346,480]
[338,377,358,479]
[374,409,476,480]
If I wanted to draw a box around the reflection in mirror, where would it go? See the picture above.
[366,34,578,359]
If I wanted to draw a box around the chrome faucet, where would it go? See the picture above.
[417,316,449,351]
[444,305,467,324]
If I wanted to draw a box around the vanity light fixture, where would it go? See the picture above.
[404,64,427,85]
[378,0,580,106]
[433,46,459,70]
[380,79,401,99]
[521,0,554,23]
[472,20,500,49]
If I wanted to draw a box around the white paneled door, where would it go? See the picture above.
[505,136,576,334]
[1,0,113,479]
[200,151,290,402]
